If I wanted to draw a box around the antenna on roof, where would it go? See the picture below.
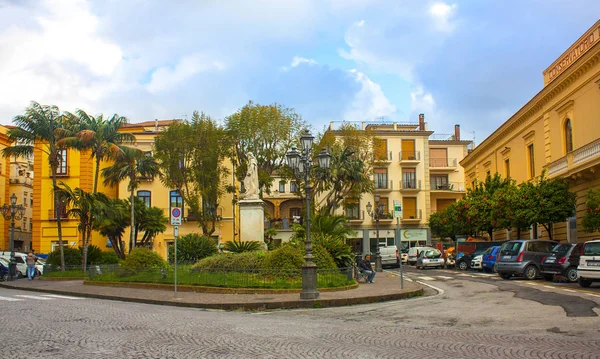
[471,131,476,146]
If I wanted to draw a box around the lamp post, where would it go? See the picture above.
[366,193,384,272]
[286,129,331,300]
[1,193,26,281]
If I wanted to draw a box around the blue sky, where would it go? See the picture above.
[0,0,599,143]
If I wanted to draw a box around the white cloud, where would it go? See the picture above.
[344,70,396,121]
[291,56,317,67]
[410,86,436,114]
[428,2,458,32]
[145,54,225,94]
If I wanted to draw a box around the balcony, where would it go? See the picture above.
[429,158,458,172]
[401,209,422,222]
[400,180,421,191]
[266,217,298,230]
[373,151,393,165]
[345,210,365,223]
[374,179,393,192]
[546,138,600,178]
[9,177,33,186]
[399,151,421,165]
[430,181,465,192]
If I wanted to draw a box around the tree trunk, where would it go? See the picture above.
[93,157,101,194]
[130,189,135,253]
[81,226,88,273]
[52,172,66,271]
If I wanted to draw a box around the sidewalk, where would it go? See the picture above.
[0,271,423,311]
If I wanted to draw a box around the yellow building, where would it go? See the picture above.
[460,20,600,243]
[6,137,34,252]
[263,116,473,254]
[1,125,12,251]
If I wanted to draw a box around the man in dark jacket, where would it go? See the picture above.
[358,254,376,283]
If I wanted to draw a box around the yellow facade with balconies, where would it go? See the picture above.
[460,20,600,243]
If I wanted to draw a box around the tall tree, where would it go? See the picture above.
[102,147,161,252]
[94,198,130,259]
[225,101,306,194]
[131,197,168,248]
[582,188,600,233]
[154,112,231,234]
[466,173,513,240]
[2,102,74,270]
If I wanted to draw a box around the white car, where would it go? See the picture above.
[578,239,600,288]
[408,246,435,266]
[470,255,483,271]
[415,249,445,269]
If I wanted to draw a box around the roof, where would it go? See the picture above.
[122,119,181,128]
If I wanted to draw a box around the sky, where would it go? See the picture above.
[0,0,599,144]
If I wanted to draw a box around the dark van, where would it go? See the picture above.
[496,240,557,280]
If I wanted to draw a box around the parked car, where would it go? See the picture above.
[408,247,435,266]
[400,248,409,264]
[481,246,500,273]
[0,257,9,281]
[378,246,400,268]
[415,249,445,269]
[0,251,27,277]
[541,243,583,282]
[470,255,483,271]
[456,250,485,271]
[577,239,600,288]
[496,239,557,280]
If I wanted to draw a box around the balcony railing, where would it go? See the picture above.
[429,158,457,168]
[430,181,465,191]
[401,179,421,190]
[546,138,600,177]
[399,151,421,161]
[402,209,422,220]
[345,209,364,221]
[47,209,69,220]
[266,217,299,230]
[373,151,393,162]
[374,179,393,190]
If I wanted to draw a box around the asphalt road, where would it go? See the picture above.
[2,267,599,359]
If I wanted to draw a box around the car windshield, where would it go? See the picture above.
[500,242,522,255]
[0,257,8,265]
[551,244,572,256]
[424,250,442,258]
[583,242,600,256]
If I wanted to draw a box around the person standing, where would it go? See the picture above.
[26,251,38,280]
[358,254,376,283]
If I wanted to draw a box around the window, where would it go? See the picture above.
[289,207,301,218]
[290,182,298,192]
[373,138,388,161]
[53,192,68,219]
[376,197,389,214]
[170,190,183,216]
[504,159,510,178]
[344,198,360,219]
[30,194,33,207]
[402,197,417,219]
[430,148,448,167]
[374,168,388,189]
[137,190,151,207]
[23,218,27,230]
[23,193,27,207]
[527,144,535,178]
[430,175,449,189]
[402,168,416,189]
[401,140,416,160]
[564,119,573,153]
[57,149,68,175]
[279,181,286,193]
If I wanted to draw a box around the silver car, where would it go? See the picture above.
[416,249,445,269]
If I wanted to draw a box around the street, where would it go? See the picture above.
[2,268,599,359]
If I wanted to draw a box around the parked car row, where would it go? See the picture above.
[0,251,45,280]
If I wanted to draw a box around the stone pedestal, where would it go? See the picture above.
[239,199,265,243]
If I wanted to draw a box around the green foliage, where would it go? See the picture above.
[262,245,305,272]
[47,246,82,267]
[167,233,218,263]
[99,251,122,265]
[83,245,103,265]
[312,244,337,270]
[465,173,514,239]
[95,198,130,259]
[121,248,168,272]
[224,240,263,253]
[191,251,266,271]
[582,188,600,233]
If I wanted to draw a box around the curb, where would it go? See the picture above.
[0,282,424,311]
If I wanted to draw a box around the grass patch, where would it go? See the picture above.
[44,269,88,278]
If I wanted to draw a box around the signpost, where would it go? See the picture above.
[396,217,404,289]
[171,208,182,298]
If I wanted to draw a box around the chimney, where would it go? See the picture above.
[155,118,158,132]
[454,124,461,141]
[418,114,425,130]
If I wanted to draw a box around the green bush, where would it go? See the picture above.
[46,246,82,267]
[224,240,264,253]
[82,245,103,265]
[99,251,121,265]
[168,233,217,263]
[261,245,304,272]
[312,244,337,270]
[314,235,355,268]
[191,251,266,271]
[122,248,168,273]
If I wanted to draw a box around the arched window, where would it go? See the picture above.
[564,118,573,153]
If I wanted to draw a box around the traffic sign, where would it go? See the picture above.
[171,207,182,225]
[393,200,402,219]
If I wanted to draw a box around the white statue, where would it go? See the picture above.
[243,152,259,199]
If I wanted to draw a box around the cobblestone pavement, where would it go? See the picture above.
[3,267,600,359]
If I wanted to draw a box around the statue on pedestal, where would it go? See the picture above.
[242,152,259,200]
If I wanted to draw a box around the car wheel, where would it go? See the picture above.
[565,267,578,283]
[493,263,498,273]
[524,265,538,280]
[579,278,592,288]
[458,261,468,271]
[1,273,7,281]
[499,273,511,280]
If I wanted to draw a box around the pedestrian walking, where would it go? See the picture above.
[26,251,38,280]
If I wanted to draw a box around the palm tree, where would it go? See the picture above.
[2,102,74,270]
[102,147,161,253]
[133,198,168,248]
[62,110,135,193]
[94,198,130,259]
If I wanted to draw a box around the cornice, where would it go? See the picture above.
[461,48,600,167]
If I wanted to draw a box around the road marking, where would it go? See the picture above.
[15,295,53,300]
[586,293,600,297]
[436,276,454,280]
[563,289,576,292]
[41,294,84,300]
[543,285,554,289]
[405,278,413,282]
[417,276,436,281]
[0,296,23,302]
[525,282,538,285]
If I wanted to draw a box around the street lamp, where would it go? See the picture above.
[1,193,26,281]
[366,193,384,272]
[286,129,331,300]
